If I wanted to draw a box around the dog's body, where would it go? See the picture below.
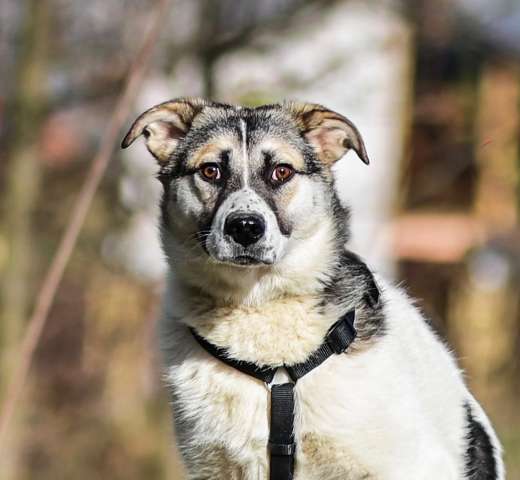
[122,98,504,479]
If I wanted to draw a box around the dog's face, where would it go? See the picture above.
[122,98,369,268]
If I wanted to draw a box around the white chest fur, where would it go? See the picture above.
[160,280,480,480]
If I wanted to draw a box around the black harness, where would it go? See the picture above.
[190,307,372,480]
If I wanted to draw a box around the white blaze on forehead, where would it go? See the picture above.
[240,119,249,187]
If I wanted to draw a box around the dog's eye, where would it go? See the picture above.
[271,164,295,184]
[199,163,221,182]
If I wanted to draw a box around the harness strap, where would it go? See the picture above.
[190,328,276,384]
[269,383,295,480]
[286,310,356,381]
[189,309,366,479]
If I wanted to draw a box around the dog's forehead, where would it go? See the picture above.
[169,105,304,178]
[191,104,300,143]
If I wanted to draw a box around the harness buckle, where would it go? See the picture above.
[269,441,296,456]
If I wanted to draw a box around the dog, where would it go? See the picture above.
[122,98,504,479]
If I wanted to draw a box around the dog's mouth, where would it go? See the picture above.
[234,255,272,266]
[209,253,274,268]
[201,227,280,268]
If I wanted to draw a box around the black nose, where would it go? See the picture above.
[224,213,265,247]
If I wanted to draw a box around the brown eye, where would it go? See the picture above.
[271,164,295,184]
[200,163,221,182]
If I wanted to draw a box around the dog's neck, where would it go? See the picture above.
[161,217,369,366]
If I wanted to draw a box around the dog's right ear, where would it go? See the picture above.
[121,97,209,163]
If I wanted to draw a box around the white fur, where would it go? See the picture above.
[160,270,504,479]
[240,119,249,187]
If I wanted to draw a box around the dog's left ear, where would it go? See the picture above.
[284,101,370,165]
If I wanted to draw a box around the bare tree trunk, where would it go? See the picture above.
[473,62,519,231]
[198,0,220,98]
[0,0,49,476]
[450,61,519,420]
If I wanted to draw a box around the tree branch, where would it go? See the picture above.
[0,0,171,447]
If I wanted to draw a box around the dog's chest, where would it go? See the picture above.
[168,332,381,479]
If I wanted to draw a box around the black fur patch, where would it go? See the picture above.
[157,172,173,229]
[464,401,497,479]
[322,248,387,344]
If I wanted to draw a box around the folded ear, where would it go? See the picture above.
[121,97,209,163]
[284,101,370,165]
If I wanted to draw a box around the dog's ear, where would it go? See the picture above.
[284,101,370,165]
[121,97,209,163]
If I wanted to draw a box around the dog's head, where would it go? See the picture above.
[122,98,369,271]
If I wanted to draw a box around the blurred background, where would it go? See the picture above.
[1,0,520,478]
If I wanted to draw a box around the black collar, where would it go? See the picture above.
[189,309,357,384]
